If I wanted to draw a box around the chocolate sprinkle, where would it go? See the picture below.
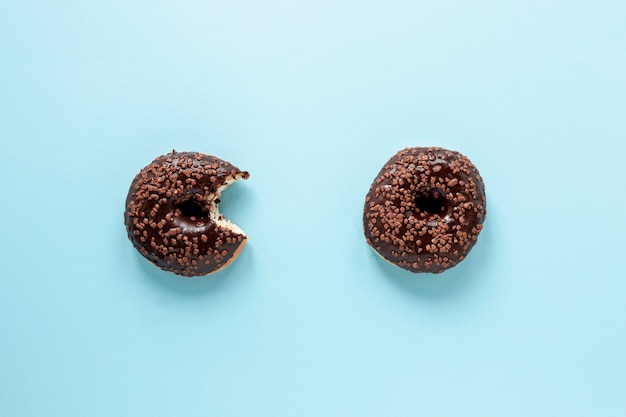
[124,151,249,277]
[363,147,487,273]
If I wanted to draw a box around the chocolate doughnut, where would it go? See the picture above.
[363,147,486,273]
[124,151,250,277]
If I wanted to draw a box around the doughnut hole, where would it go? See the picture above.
[413,189,448,217]
[175,199,209,227]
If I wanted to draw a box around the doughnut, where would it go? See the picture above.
[124,151,250,277]
[363,147,486,273]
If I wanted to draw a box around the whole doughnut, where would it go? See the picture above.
[363,147,486,273]
[124,151,249,277]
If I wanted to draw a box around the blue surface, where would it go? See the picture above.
[2,1,626,416]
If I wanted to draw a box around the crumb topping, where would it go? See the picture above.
[124,151,249,277]
[363,147,486,273]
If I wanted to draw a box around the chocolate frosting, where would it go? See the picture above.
[124,151,249,277]
[363,147,486,273]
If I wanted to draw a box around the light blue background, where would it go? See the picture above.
[1,1,625,416]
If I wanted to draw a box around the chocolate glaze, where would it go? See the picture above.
[363,147,486,273]
[124,151,249,277]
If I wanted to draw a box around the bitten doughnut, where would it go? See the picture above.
[124,151,249,277]
[363,147,486,273]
